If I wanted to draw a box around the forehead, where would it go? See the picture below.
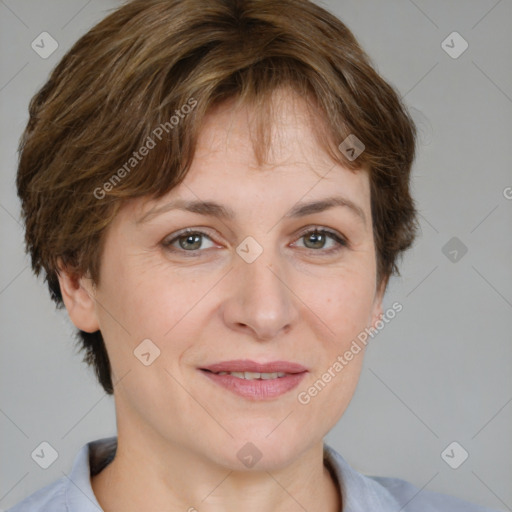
[194,88,341,172]
[127,89,371,223]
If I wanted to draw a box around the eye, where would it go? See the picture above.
[161,226,349,257]
[293,227,348,254]
[162,228,217,253]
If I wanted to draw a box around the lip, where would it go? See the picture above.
[200,359,308,374]
[199,359,308,400]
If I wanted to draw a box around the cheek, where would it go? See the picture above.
[96,266,201,403]
[99,263,225,377]
[303,266,377,346]
[297,275,373,417]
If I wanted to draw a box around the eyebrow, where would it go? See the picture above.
[136,195,367,226]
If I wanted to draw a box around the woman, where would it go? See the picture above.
[9,0,500,510]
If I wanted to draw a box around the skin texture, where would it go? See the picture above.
[58,88,385,512]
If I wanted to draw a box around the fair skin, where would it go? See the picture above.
[58,88,386,512]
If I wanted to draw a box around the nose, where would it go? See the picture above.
[221,246,299,341]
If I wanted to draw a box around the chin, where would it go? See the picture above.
[212,431,306,472]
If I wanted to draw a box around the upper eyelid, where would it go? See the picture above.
[163,227,217,243]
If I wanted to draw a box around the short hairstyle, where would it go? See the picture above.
[16,0,419,395]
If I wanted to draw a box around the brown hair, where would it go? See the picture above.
[16,0,419,395]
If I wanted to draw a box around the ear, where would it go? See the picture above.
[56,258,100,333]
[369,275,388,329]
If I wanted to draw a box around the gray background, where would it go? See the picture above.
[1,0,511,510]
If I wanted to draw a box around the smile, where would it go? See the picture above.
[209,370,288,379]
[199,368,307,399]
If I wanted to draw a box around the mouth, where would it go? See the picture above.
[201,369,292,380]
[200,359,308,374]
[199,360,308,400]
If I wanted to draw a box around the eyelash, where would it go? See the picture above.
[161,226,349,257]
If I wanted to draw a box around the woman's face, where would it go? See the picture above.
[72,90,384,470]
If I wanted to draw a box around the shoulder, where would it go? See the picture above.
[323,444,500,512]
[6,477,67,512]
[6,436,115,512]
[370,475,499,512]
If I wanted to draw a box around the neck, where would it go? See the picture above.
[91,434,341,512]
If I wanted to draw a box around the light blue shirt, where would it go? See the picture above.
[7,436,501,511]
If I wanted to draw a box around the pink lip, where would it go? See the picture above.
[199,359,308,400]
[200,370,307,400]
[200,359,308,373]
